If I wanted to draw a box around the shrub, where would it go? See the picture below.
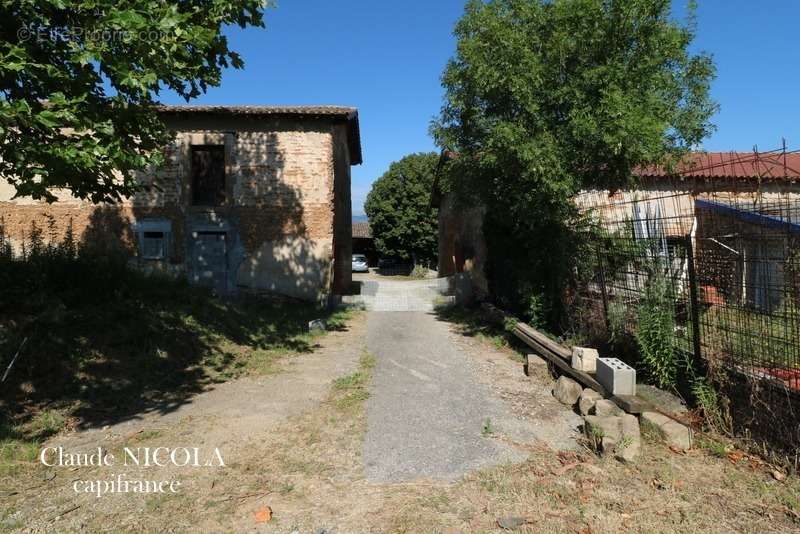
[635,270,679,389]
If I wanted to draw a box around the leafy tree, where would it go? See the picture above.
[432,0,716,324]
[364,152,439,265]
[0,1,267,202]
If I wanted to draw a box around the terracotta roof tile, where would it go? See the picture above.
[638,151,800,181]
[352,221,371,239]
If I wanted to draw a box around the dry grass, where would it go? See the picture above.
[3,313,800,533]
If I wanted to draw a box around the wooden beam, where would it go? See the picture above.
[514,322,572,360]
[513,327,609,395]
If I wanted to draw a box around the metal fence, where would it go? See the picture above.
[575,188,800,455]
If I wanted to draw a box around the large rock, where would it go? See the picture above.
[616,414,641,463]
[553,376,583,406]
[583,414,640,462]
[578,388,603,416]
[641,411,693,450]
[583,415,622,457]
[593,399,623,417]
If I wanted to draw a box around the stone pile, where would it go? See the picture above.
[551,367,694,462]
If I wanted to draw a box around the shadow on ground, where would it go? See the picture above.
[0,260,348,441]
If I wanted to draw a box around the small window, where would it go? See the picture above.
[191,145,226,206]
[142,231,166,259]
[134,220,172,261]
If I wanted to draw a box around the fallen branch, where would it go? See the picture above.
[2,337,28,383]
[214,490,272,503]
[49,504,81,522]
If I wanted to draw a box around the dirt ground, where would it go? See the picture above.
[2,311,800,533]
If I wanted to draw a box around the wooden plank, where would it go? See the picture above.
[491,302,655,415]
[514,323,572,360]
[513,327,609,395]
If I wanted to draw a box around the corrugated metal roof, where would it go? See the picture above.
[352,221,371,239]
[157,105,363,165]
[638,152,800,181]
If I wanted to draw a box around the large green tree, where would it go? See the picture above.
[433,0,716,323]
[364,152,439,265]
[0,1,267,202]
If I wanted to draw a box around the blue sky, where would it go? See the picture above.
[160,1,800,215]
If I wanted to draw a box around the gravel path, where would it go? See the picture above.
[363,310,581,483]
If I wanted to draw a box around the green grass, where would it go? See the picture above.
[331,351,376,411]
[701,303,800,369]
[481,418,494,437]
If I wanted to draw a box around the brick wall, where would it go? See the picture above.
[0,113,354,301]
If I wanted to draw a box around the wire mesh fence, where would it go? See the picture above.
[575,186,800,455]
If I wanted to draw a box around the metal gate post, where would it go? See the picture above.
[685,234,703,365]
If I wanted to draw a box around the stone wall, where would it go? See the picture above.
[0,113,355,302]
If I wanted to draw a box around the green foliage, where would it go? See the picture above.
[411,264,430,279]
[331,351,376,411]
[702,300,800,369]
[432,0,716,325]
[0,1,267,202]
[607,300,628,342]
[691,377,730,433]
[635,270,678,388]
[364,152,440,263]
[481,417,494,436]
[525,292,547,330]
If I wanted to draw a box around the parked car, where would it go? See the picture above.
[352,254,369,273]
[377,257,412,274]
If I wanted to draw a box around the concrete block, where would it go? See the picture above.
[578,388,602,416]
[553,376,583,406]
[572,347,598,373]
[641,411,693,450]
[596,358,636,396]
[593,399,623,417]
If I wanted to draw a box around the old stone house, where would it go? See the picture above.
[0,105,362,302]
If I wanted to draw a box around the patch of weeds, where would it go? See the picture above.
[25,409,66,440]
[640,419,663,444]
[692,378,731,433]
[779,491,800,513]
[331,351,376,412]
[0,515,22,532]
[481,418,494,437]
[586,425,605,453]
[476,466,513,494]
[317,309,353,334]
[617,435,634,451]
[126,429,163,444]
[697,436,729,458]
[145,492,176,513]
[0,439,39,477]
[277,481,295,495]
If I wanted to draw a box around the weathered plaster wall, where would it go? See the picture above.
[576,177,800,235]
